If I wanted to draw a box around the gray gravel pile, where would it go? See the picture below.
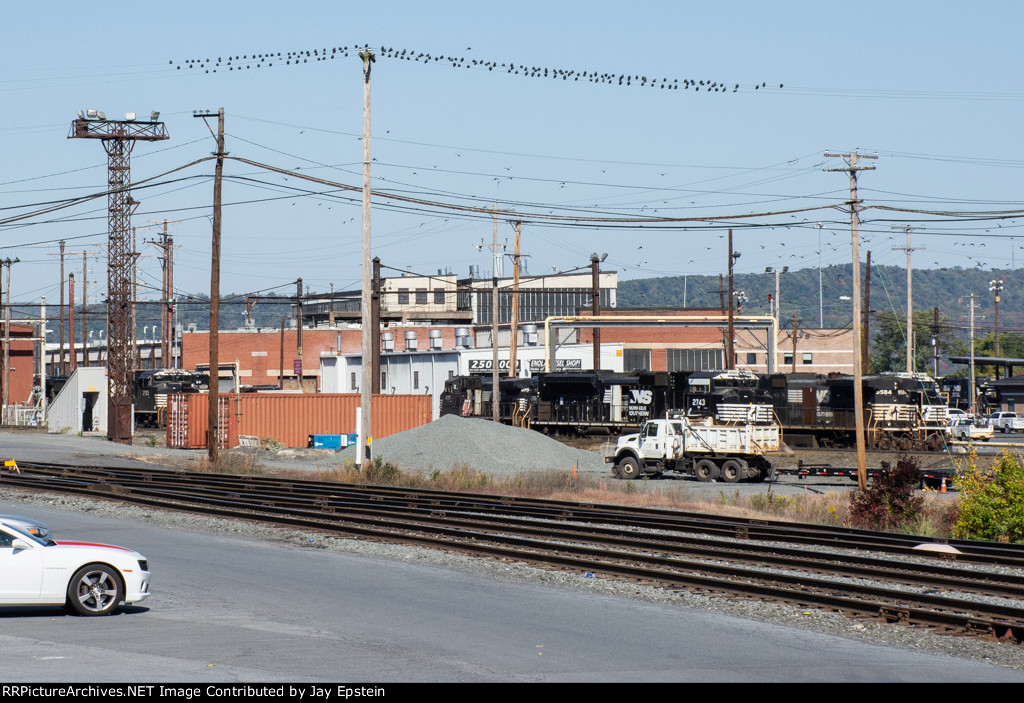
[336,414,609,476]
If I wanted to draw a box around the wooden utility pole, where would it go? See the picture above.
[68,273,76,373]
[148,220,180,370]
[1,258,18,413]
[371,257,381,393]
[279,315,286,390]
[0,259,14,415]
[862,251,871,374]
[510,222,522,375]
[826,150,876,491]
[491,206,500,421]
[726,230,737,370]
[81,252,89,367]
[56,249,91,369]
[358,47,375,469]
[195,108,225,462]
[791,312,799,373]
[296,278,304,392]
[476,207,511,417]
[969,294,976,414]
[591,251,602,372]
[893,225,922,372]
[58,242,66,376]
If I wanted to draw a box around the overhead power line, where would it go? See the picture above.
[172,45,784,95]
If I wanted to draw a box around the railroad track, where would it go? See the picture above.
[3,460,1024,644]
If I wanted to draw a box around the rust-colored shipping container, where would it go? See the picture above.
[167,393,432,449]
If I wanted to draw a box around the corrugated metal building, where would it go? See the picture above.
[46,366,109,435]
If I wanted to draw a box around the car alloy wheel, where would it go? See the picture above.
[67,564,124,616]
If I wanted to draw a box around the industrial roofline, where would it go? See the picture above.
[542,314,779,374]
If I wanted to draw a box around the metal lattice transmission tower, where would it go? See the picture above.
[69,113,169,443]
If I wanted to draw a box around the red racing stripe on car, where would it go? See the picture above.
[55,541,133,551]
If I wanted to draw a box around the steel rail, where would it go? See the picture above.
[6,468,1022,599]
[3,467,1024,642]
[7,473,1023,642]
[9,460,1024,567]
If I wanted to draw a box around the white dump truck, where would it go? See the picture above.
[606,413,781,482]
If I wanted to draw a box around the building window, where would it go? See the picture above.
[350,372,357,391]
[413,371,420,389]
[380,371,387,390]
[746,352,757,365]
[666,348,723,372]
[802,352,813,365]
[783,352,793,366]
[416,288,427,305]
[624,349,651,372]
[397,288,409,305]
[433,288,445,305]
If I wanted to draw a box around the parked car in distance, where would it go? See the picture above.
[945,408,975,425]
[0,522,151,615]
[0,515,52,540]
[949,417,993,442]
[986,411,1024,432]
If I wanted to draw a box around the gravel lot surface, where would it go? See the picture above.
[2,422,1022,674]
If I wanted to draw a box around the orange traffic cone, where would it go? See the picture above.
[941,478,947,494]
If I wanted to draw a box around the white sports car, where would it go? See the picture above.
[0,521,151,615]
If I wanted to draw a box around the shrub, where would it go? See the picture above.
[363,455,403,485]
[260,437,284,451]
[848,455,924,531]
[954,450,1024,543]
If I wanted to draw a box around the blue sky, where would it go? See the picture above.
[3,1,1024,319]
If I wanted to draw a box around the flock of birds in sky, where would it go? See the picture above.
[175,44,784,93]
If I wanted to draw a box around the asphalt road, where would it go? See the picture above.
[1,500,1023,682]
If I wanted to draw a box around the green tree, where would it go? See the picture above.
[955,450,1024,543]
[869,309,960,373]
[972,331,1024,375]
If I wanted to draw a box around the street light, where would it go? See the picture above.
[733,290,748,313]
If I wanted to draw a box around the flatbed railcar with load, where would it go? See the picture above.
[606,413,780,482]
